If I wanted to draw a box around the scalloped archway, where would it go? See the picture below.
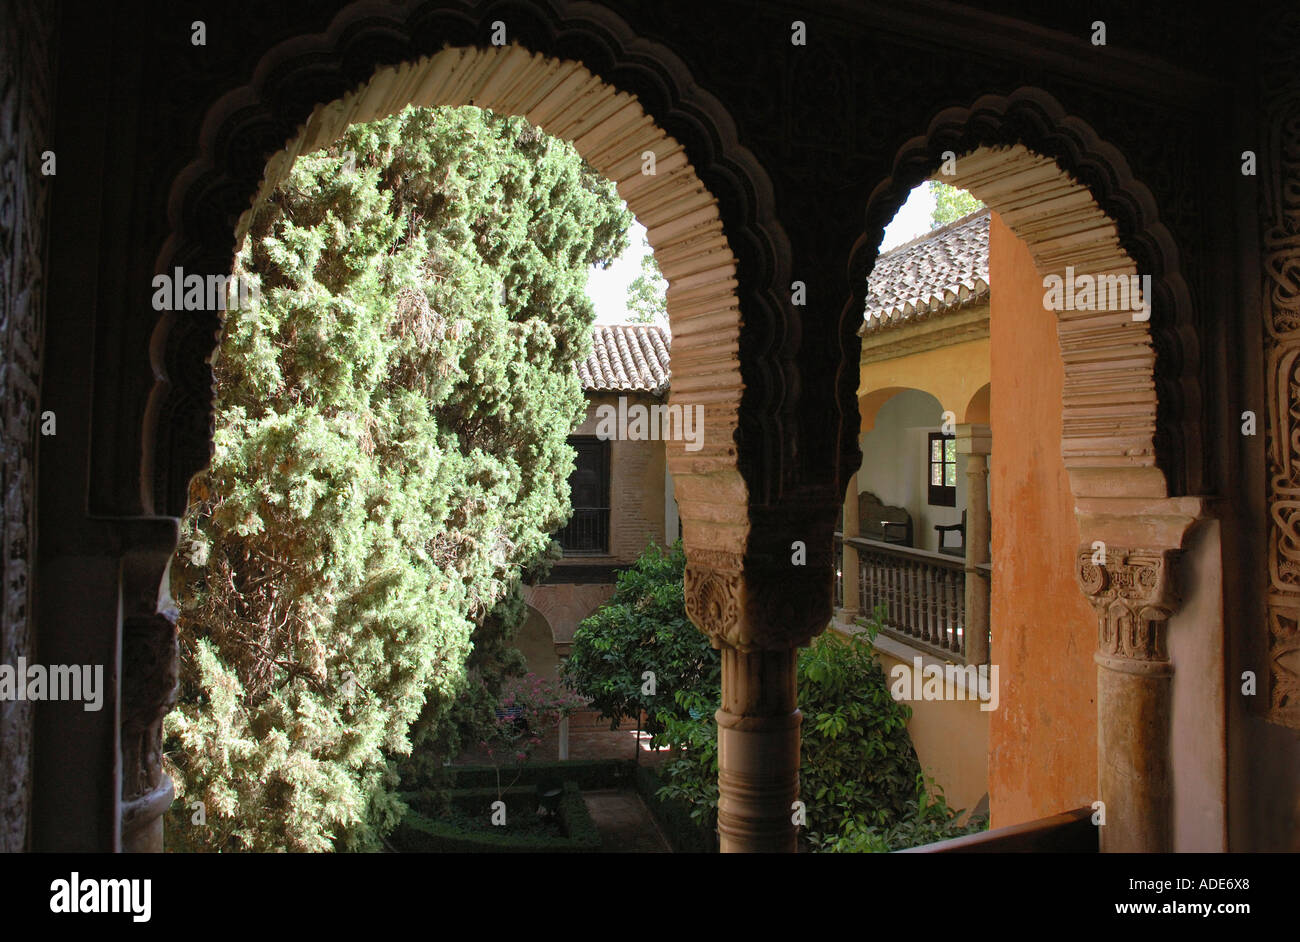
[151,43,757,572]
[839,88,1208,853]
[131,10,803,853]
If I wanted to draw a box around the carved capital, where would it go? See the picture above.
[1077,548,1179,667]
[685,549,832,652]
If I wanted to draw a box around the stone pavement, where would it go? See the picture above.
[583,788,671,853]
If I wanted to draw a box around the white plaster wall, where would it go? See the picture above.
[858,389,968,552]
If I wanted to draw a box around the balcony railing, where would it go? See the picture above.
[557,507,609,555]
[898,807,1097,853]
[839,534,989,664]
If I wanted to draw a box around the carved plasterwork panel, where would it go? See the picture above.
[1261,4,1300,728]
[685,544,833,653]
[0,0,53,854]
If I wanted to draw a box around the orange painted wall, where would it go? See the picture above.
[987,211,1097,826]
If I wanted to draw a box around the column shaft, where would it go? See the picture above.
[1096,653,1172,851]
[716,646,800,852]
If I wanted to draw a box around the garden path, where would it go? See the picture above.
[583,788,671,853]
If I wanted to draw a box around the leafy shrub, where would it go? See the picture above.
[561,541,719,737]
[567,543,986,851]
[798,625,923,838]
[805,775,988,852]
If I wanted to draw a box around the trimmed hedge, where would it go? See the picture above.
[635,765,716,853]
[438,758,635,791]
[393,781,600,853]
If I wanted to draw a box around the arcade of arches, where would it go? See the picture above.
[5,0,1298,853]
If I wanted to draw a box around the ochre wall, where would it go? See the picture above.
[868,637,991,816]
[987,211,1097,826]
[858,333,991,434]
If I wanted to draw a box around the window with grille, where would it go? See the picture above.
[557,436,610,554]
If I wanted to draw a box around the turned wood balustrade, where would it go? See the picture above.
[842,535,985,664]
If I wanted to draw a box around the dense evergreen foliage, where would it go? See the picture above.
[164,105,631,852]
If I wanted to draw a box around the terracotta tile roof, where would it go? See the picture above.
[862,208,990,334]
[579,323,671,394]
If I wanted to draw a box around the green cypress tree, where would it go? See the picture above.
[164,105,630,852]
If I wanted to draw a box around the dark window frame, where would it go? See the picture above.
[927,431,957,507]
[557,435,611,555]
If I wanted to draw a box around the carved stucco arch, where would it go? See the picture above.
[146,1,801,632]
[126,3,802,850]
[845,87,1207,553]
[227,44,752,564]
[843,87,1209,851]
[842,87,1202,503]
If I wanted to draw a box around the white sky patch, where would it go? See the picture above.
[587,218,649,324]
[880,183,935,252]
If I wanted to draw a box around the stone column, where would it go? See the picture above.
[840,471,861,617]
[1077,548,1178,852]
[956,425,991,664]
[684,541,831,853]
[716,647,800,852]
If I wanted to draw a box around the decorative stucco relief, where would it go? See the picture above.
[0,0,54,854]
[1261,5,1300,728]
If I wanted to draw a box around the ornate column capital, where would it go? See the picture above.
[1076,547,1180,670]
[685,548,832,652]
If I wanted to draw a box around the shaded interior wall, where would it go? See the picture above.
[858,389,967,552]
[1167,519,1227,850]
[0,0,55,854]
[986,211,1097,826]
[571,392,668,564]
[515,607,562,680]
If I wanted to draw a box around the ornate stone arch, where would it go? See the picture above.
[146,1,796,558]
[128,2,801,851]
[840,87,1209,851]
[840,86,1202,503]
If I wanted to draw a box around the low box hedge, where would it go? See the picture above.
[437,758,634,791]
[393,781,600,853]
[634,765,717,853]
